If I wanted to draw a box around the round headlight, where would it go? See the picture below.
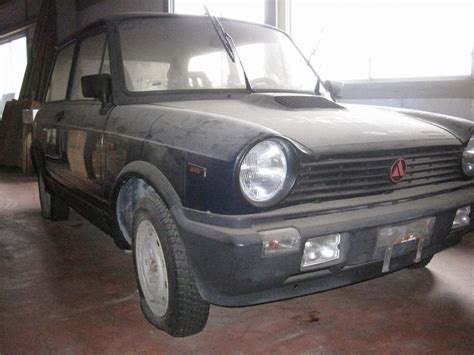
[239,140,289,206]
[463,136,474,177]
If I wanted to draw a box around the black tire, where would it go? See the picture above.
[38,172,70,221]
[409,256,433,269]
[132,192,209,337]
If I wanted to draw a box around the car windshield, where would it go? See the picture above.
[119,16,319,93]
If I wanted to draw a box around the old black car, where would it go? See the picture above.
[32,13,474,337]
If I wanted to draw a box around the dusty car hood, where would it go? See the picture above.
[157,93,466,154]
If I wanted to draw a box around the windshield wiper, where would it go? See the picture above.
[204,5,253,93]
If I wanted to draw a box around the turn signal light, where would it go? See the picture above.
[259,228,301,257]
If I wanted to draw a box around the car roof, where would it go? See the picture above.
[57,12,280,48]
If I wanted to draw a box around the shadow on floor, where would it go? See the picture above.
[0,170,473,354]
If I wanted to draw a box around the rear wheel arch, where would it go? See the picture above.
[110,161,182,248]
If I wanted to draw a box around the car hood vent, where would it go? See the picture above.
[274,95,345,110]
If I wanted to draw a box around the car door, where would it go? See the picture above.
[56,31,111,210]
[38,43,75,184]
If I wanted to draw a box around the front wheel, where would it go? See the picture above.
[132,192,209,337]
[38,172,69,221]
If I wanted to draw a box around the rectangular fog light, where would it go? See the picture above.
[452,206,471,230]
[301,234,343,268]
[259,228,301,257]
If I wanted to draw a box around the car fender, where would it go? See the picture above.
[111,160,182,211]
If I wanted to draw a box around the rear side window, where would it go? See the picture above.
[46,44,74,102]
[70,33,108,100]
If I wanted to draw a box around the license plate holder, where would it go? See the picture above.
[375,217,436,273]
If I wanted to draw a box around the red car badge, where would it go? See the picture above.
[390,158,406,183]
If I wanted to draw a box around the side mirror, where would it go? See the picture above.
[81,74,112,113]
[324,80,344,100]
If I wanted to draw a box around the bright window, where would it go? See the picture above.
[174,0,265,24]
[290,0,473,81]
[0,36,27,118]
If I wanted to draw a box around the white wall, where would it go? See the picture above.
[340,78,474,121]
[341,98,473,121]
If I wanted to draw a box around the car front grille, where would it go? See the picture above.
[284,145,465,205]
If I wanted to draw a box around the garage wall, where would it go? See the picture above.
[0,0,39,34]
[340,77,474,121]
[56,0,76,41]
[0,0,74,44]
[76,0,164,29]
[0,0,40,48]
[0,0,166,44]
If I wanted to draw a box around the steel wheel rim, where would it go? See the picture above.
[39,174,51,213]
[136,219,169,317]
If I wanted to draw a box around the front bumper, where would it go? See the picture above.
[171,181,474,306]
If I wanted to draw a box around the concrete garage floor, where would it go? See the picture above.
[0,170,473,354]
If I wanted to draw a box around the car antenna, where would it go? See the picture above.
[306,27,325,67]
[204,5,253,93]
[303,27,336,101]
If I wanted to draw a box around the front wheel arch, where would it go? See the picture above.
[110,161,182,248]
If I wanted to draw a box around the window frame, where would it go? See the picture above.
[45,14,333,106]
[113,14,329,103]
[44,40,76,103]
[44,25,109,104]
[69,30,109,101]
[115,15,250,100]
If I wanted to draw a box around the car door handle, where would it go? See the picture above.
[55,111,65,122]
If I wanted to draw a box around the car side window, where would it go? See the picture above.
[45,44,74,102]
[70,33,109,100]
